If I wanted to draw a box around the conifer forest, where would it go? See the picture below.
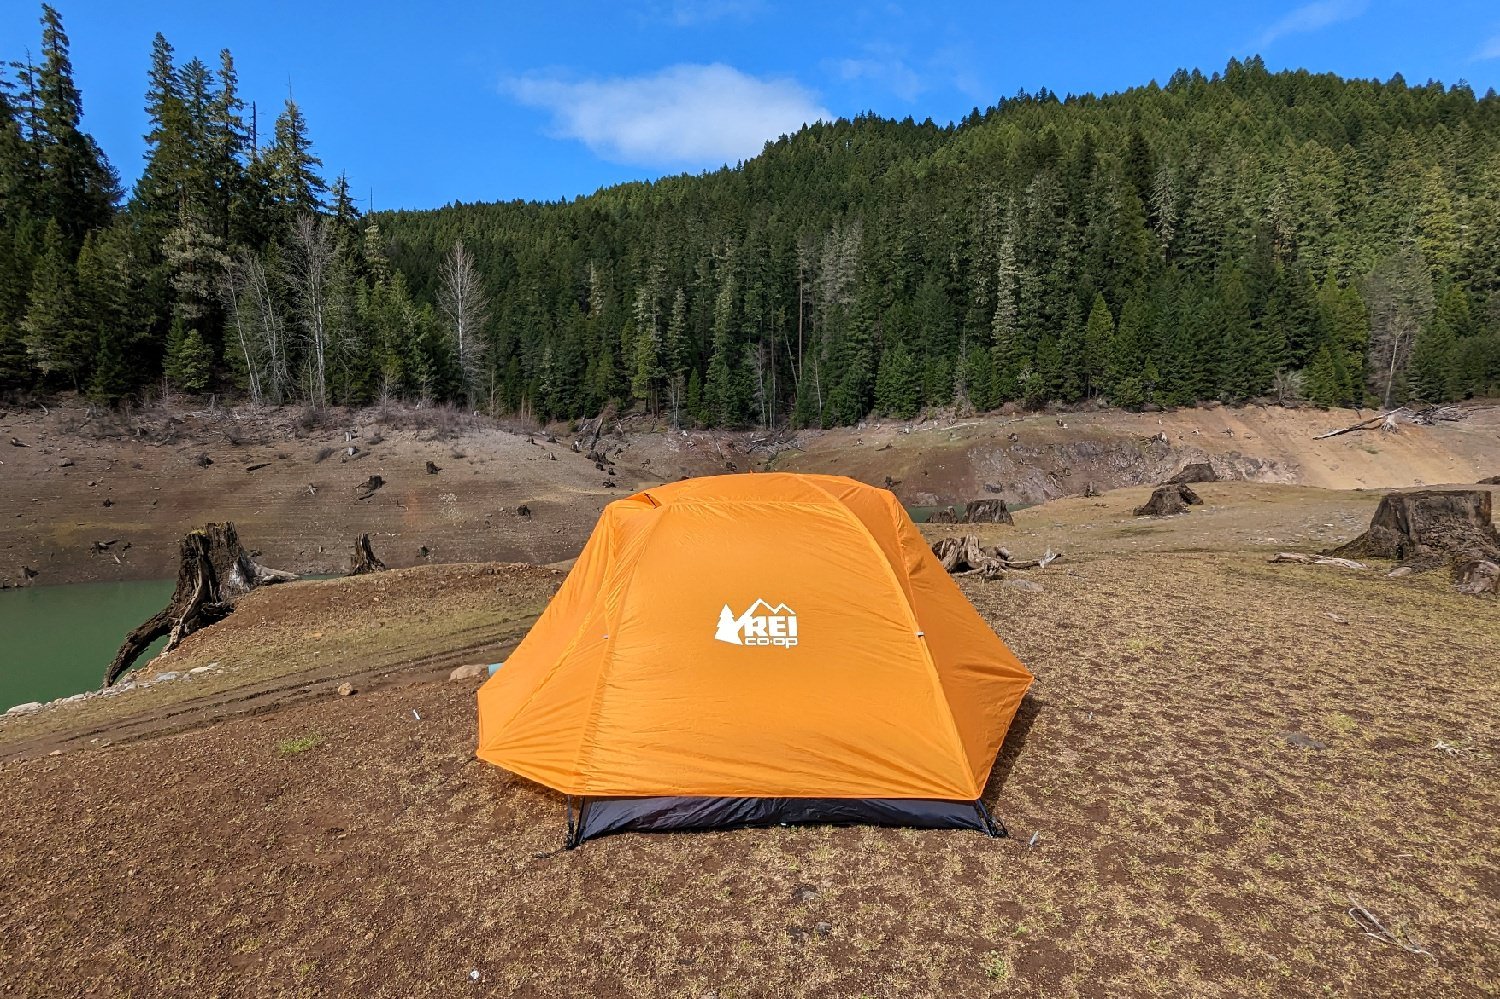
[2,4,1498,427]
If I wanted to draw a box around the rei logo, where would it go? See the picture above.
[714,599,798,648]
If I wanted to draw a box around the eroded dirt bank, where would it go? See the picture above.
[2,399,1496,587]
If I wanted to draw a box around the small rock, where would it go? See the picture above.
[1322,612,1349,625]
[58,457,74,467]
[1387,566,1415,578]
[48,749,62,756]
[449,663,486,682]
[1280,731,1326,750]
[792,883,818,904]
[337,682,356,697]
[1002,578,1044,593]
[5,701,43,716]
[188,666,214,676]
[814,921,833,937]
[155,672,180,683]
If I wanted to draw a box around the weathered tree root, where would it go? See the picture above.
[103,523,297,687]
[931,535,1058,579]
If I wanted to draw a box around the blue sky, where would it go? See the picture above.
[4,1,1499,210]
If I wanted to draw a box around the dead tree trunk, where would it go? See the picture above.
[103,524,297,687]
[348,533,386,575]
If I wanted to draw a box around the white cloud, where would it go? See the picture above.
[1474,33,1500,61]
[506,64,829,168]
[1254,0,1368,49]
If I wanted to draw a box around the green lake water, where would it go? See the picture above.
[0,579,175,711]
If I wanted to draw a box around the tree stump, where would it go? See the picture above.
[1168,462,1218,484]
[1134,483,1201,517]
[348,533,386,575]
[104,524,297,687]
[1329,490,1499,571]
[963,499,1014,524]
[927,507,958,524]
[1326,488,1500,598]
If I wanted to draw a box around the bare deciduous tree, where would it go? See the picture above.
[1362,249,1435,407]
[438,239,491,405]
[222,248,291,405]
[284,214,342,408]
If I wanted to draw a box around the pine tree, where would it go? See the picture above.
[20,218,86,382]
[164,315,212,392]
[33,5,117,246]
[77,225,152,400]
[1082,292,1114,398]
[874,338,921,418]
[263,99,327,220]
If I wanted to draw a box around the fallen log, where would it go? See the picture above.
[104,524,297,687]
[1313,409,1407,439]
[1269,552,1367,569]
[348,533,386,575]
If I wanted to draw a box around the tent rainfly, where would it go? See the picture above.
[476,472,1033,846]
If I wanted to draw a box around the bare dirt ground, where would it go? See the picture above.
[1,482,1496,997]
[0,401,652,587]
[3,398,1496,587]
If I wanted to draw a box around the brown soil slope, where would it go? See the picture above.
[1,485,1496,997]
[2,401,1496,588]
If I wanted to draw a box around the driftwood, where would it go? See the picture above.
[104,524,297,687]
[1135,483,1201,517]
[355,475,384,500]
[1314,409,1407,439]
[1269,552,1367,569]
[1328,489,1500,595]
[963,499,1014,525]
[1167,462,1218,484]
[931,535,1058,578]
[348,533,386,575]
[931,536,1005,578]
[1408,405,1467,425]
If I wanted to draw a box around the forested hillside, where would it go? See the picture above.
[380,63,1500,425]
[2,2,1498,427]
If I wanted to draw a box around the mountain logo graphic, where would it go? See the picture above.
[714,599,798,648]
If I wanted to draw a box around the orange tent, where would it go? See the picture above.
[476,472,1033,844]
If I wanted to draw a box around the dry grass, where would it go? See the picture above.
[0,484,1496,997]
